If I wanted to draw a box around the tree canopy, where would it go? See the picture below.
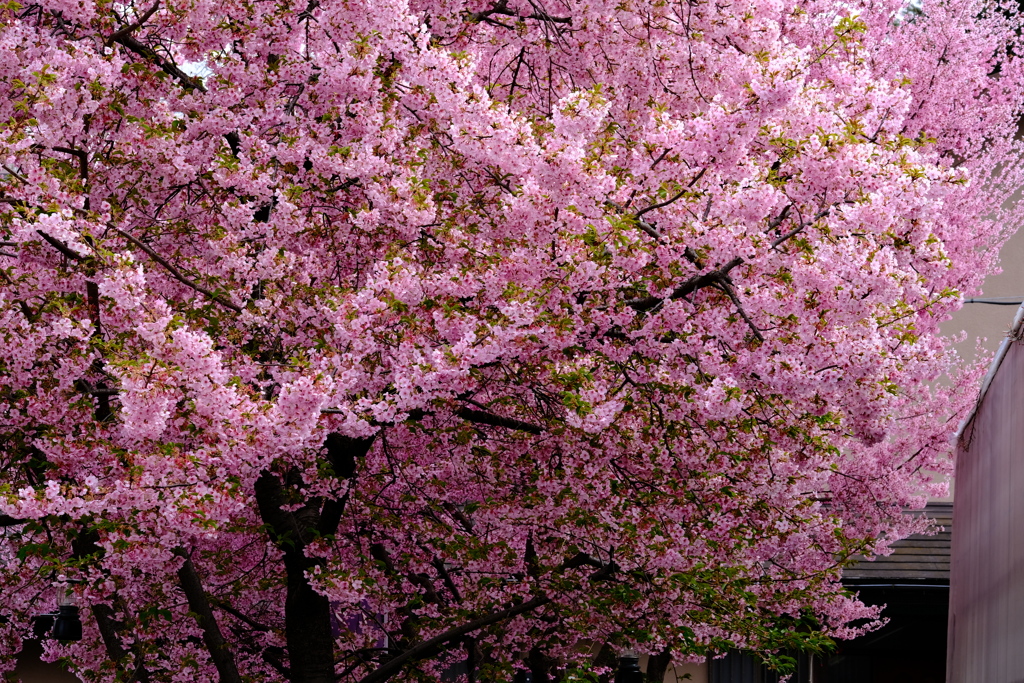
[0,0,1022,680]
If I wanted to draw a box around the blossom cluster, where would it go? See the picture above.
[0,0,1021,680]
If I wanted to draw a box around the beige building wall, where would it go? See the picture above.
[946,318,1024,683]
[941,227,1024,360]
[923,224,1024,502]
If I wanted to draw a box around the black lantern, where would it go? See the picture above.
[34,593,82,642]
[51,604,82,642]
[614,652,643,683]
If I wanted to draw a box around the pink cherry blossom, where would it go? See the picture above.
[0,0,1020,681]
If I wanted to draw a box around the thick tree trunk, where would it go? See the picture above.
[283,554,336,683]
[255,471,337,683]
[254,434,374,683]
[528,646,557,683]
[645,649,672,683]
[73,528,151,683]
[175,552,243,683]
[91,603,151,683]
[592,643,617,683]
[464,637,479,683]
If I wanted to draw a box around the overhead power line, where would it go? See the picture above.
[963,298,1024,306]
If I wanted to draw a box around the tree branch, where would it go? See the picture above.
[357,596,552,683]
[91,603,151,683]
[72,529,151,683]
[358,557,615,683]
[635,220,662,241]
[260,647,291,679]
[624,201,841,314]
[715,281,764,343]
[106,2,161,46]
[7,193,242,313]
[320,407,545,435]
[109,33,207,94]
[2,164,28,184]
[210,598,272,633]
[254,471,336,682]
[455,407,544,435]
[769,205,832,250]
[765,203,792,233]
[254,472,310,550]
[36,230,85,261]
[325,177,360,193]
[467,0,571,25]
[317,433,375,537]
[626,257,744,313]
[110,228,243,312]
[174,549,243,683]
[635,167,707,220]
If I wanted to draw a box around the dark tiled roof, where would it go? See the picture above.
[841,502,952,584]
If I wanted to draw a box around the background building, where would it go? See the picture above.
[946,302,1024,683]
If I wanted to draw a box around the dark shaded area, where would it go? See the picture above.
[821,584,948,683]
[709,583,948,683]
[711,502,952,683]
[710,651,814,683]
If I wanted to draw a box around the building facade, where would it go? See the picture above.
[947,305,1024,683]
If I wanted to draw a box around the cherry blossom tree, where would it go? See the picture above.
[0,0,1021,680]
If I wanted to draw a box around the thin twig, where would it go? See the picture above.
[111,228,243,312]
[635,167,707,220]
[770,206,833,250]
[2,165,28,184]
[358,560,615,683]
[626,200,842,314]
[765,204,792,232]
[650,148,672,170]
[106,1,161,45]
[210,598,272,632]
[717,282,764,343]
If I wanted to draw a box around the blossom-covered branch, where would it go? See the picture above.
[0,0,1019,681]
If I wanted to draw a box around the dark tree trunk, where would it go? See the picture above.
[175,552,243,683]
[593,643,618,683]
[528,646,558,683]
[255,470,337,683]
[464,637,479,683]
[645,648,672,683]
[91,603,151,683]
[283,554,336,683]
[254,434,375,683]
[73,528,151,683]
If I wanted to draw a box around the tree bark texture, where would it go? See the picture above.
[645,649,672,683]
[254,434,374,683]
[175,551,243,683]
